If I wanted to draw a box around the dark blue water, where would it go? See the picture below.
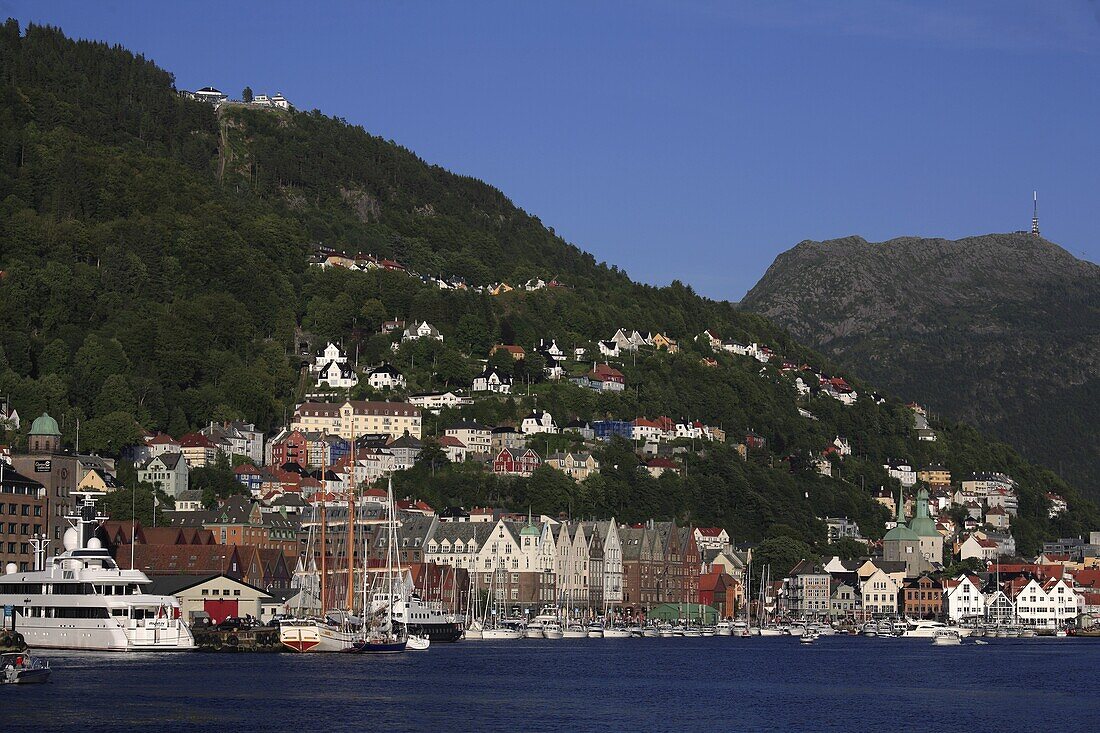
[5,637,1100,732]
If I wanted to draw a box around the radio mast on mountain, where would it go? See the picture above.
[1031,191,1040,236]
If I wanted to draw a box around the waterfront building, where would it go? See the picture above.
[902,574,943,619]
[1011,577,1081,628]
[860,568,901,617]
[942,574,985,621]
[786,559,831,619]
[10,413,116,556]
[830,582,859,619]
[149,573,281,625]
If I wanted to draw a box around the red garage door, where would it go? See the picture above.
[204,599,239,624]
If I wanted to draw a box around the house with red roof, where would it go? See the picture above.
[698,569,739,618]
[645,457,681,478]
[694,527,730,551]
[396,498,435,515]
[438,435,467,463]
[178,432,222,468]
[490,344,526,361]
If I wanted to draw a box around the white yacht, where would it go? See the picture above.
[903,619,973,639]
[0,492,195,652]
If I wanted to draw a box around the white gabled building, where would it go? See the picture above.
[521,410,557,435]
[316,360,358,389]
[472,366,512,394]
[942,574,985,622]
[1012,578,1081,628]
[408,391,472,412]
[444,420,492,455]
[313,342,346,373]
[884,460,917,488]
[860,568,900,617]
[367,363,405,391]
[401,321,443,343]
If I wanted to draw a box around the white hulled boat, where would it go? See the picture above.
[0,492,195,651]
[931,628,962,646]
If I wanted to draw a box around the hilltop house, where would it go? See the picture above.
[472,366,512,394]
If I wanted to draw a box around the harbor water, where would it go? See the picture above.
[5,637,1100,732]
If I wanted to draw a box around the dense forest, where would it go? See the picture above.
[0,21,1094,555]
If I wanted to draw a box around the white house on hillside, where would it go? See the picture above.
[367,363,405,391]
[402,321,443,343]
[473,367,512,394]
[313,342,346,373]
[316,360,358,389]
[521,411,557,435]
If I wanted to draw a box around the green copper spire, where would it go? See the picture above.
[896,485,906,524]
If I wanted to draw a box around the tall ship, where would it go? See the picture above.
[0,492,195,651]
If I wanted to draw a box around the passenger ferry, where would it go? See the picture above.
[0,492,195,651]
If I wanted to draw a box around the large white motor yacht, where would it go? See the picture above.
[0,492,195,651]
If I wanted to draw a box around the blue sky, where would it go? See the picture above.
[6,1,1099,299]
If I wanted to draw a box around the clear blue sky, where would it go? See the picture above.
[6,0,1100,299]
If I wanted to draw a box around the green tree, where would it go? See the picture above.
[242,86,253,103]
[80,411,143,454]
[824,537,867,562]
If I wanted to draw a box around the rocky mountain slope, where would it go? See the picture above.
[741,233,1100,496]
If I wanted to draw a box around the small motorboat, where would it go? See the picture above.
[542,622,564,640]
[406,634,430,651]
[931,629,962,646]
[799,631,818,645]
[2,653,51,684]
[562,624,588,639]
[1055,629,1068,638]
[715,622,733,637]
[973,639,989,645]
[602,626,631,639]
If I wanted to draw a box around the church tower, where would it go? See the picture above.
[28,412,61,454]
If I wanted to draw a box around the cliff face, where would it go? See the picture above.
[741,233,1100,495]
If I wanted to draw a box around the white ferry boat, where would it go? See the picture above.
[0,492,195,651]
[370,586,464,643]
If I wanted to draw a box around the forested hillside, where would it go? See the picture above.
[0,22,1094,555]
[740,234,1100,499]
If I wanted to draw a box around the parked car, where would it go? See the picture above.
[217,617,244,631]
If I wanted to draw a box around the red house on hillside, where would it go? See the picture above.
[493,448,541,477]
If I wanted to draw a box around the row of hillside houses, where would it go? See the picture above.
[778,556,1091,627]
[307,244,568,295]
[179,87,291,109]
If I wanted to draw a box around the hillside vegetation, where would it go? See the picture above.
[0,22,1094,554]
[740,234,1100,499]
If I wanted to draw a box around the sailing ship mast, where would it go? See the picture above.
[319,448,328,617]
[345,434,357,612]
